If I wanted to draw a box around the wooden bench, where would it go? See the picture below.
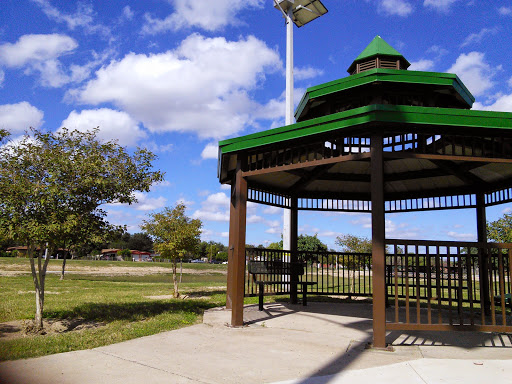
[248,260,317,311]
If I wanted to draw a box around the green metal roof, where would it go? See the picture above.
[354,36,404,62]
[347,36,411,73]
[294,68,475,120]
[219,104,512,155]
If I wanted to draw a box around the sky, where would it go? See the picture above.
[1,0,511,250]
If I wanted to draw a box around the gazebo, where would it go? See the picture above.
[218,36,512,348]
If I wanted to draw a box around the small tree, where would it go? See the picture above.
[117,249,132,261]
[0,127,163,331]
[142,204,202,298]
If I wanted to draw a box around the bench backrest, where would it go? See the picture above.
[248,260,304,276]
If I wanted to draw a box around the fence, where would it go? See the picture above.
[246,241,512,332]
[245,248,372,297]
[385,239,512,332]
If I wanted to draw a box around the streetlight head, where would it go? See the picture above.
[274,0,328,27]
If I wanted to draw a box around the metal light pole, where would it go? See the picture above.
[274,0,328,250]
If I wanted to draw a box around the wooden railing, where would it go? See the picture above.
[245,242,512,332]
[385,239,512,332]
[245,248,372,297]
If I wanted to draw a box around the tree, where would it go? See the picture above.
[128,233,154,252]
[487,213,512,243]
[141,204,202,298]
[0,128,8,143]
[0,127,163,331]
[297,234,328,253]
[267,240,283,250]
[335,234,373,294]
[117,249,132,261]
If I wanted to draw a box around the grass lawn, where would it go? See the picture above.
[0,257,233,361]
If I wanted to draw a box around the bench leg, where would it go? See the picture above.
[258,283,264,311]
[302,283,307,306]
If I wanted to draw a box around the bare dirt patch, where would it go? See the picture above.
[0,318,106,341]
[0,263,226,277]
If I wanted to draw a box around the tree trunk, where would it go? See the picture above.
[60,251,68,280]
[172,261,180,298]
[29,245,51,332]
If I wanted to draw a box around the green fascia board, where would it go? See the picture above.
[219,104,512,155]
[294,69,475,119]
[354,36,405,62]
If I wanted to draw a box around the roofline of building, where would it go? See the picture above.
[294,68,475,120]
[219,104,512,156]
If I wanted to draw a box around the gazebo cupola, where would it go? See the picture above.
[347,35,410,74]
[295,36,473,122]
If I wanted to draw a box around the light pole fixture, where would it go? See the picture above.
[274,0,328,251]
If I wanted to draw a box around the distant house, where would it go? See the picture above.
[101,249,122,260]
[130,250,152,262]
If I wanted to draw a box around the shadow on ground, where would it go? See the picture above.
[243,299,512,384]
[46,298,222,323]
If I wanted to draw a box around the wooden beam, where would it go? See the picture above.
[285,164,336,193]
[431,160,484,186]
[242,152,372,177]
[384,152,512,164]
[228,159,247,327]
[371,134,387,349]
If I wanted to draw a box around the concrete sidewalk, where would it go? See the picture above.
[1,302,511,383]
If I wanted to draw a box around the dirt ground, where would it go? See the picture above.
[0,263,227,277]
[0,318,107,341]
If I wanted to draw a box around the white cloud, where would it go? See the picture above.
[0,102,44,134]
[0,34,77,68]
[498,6,512,15]
[460,27,498,48]
[117,191,167,212]
[409,59,434,71]
[192,192,230,222]
[0,69,4,87]
[263,206,282,215]
[294,66,324,80]
[447,231,475,241]
[201,143,218,160]
[379,0,414,16]
[427,45,449,58]
[142,0,264,34]
[176,197,195,207]
[122,6,134,21]
[143,141,174,153]
[473,93,512,112]
[0,33,111,88]
[424,0,458,12]
[447,52,497,96]
[31,0,111,37]
[71,34,281,139]
[61,109,146,147]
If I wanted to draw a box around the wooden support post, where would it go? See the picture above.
[290,196,298,304]
[476,192,491,316]
[227,158,247,327]
[371,134,387,349]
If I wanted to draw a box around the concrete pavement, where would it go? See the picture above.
[1,302,511,383]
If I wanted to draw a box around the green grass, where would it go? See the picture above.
[0,257,228,361]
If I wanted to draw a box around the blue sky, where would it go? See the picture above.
[1,0,511,250]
